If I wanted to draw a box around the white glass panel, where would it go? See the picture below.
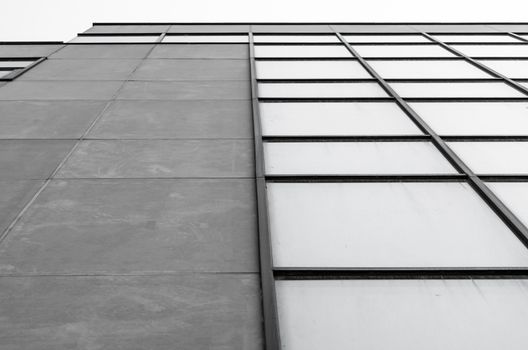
[256,61,371,79]
[258,82,387,98]
[478,60,528,79]
[264,142,456,175]
[487,182,528,227]
[454,45,528,57]
[254,45,351,58]
[70,36,159,43]
[260,102,422,136]
[0,71,12,78]
[368,60,491,79]
[449,141,528,174]
[345,34,430,43]
[162,35,248,43]
[433,34,522,43]
[410,102,528,135]
[254,35,339,43]
[391,82,525,98]
[352,44,454,57]
[0,61,34,68]
[277,279,528,350]
[267,182,528,267]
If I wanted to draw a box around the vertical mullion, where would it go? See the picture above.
[332,29,528,248]
[248,29,282,350]
[508,32,528,43]
[422,32,528,96]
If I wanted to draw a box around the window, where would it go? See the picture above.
[162,35,248,43]
[254,35,339,43]
[368,60,492,79]
[448,141,528,174]
[487,182,528,227]
[259,102,422,136]
[70,35,160,43]
[410,102,528,135]
[344,34,430,43]
[257,82,387,98]
[256,60,371,79]
[453,45,528,57]
[267,182,528,268]
[477,60,528,79]
[432,34,522,43]
[390,82,525,98]
[276,279,528,350]
[352,44,455,58]
[254,45,351,58]
[264,142,456,175]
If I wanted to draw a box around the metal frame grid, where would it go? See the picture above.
[58,23,528,350]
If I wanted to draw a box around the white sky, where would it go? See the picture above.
[2,0,528,41]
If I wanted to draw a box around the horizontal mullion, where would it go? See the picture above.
[441,136,528,141]
[480,175,528,182]
[274,267,528,279]
[403,97,528,102]
[77,33,163,37]
[265,174,466,182]
[255,57,357,61]
[257,78,376,83]
[262,135,431,142]
[258,97,395,102]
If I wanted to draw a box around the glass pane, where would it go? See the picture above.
[162,35,248,43]
[433,34,522,43]
[487,182,528,227]
[353,44,454,58]
[254,45,351,58]
[254,35,339,43]
[256,61,371,79]
[267,182,528,267]
[0,61,34,68]
[368,60,491,79]
[264,142,456,175]
[260,102,422,136]
[0,70,12,78]
[453,45,528,57]
[276,279,528,350]
[345,34,430,43]
[410,102,528,135]
[478,60,528,79]
[70,36,159,43]
[390,82,525,98]
[448,141,528,174]
[258,82,387,98]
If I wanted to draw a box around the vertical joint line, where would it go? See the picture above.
[248,29,282,350]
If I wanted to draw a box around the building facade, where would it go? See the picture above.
[1,22,528,349]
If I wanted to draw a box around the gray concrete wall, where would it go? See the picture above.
[0,38,262,349]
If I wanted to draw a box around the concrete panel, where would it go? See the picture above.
[132,59,249,81]
[89,100,252,139]
[149,44,248,59]
[168,24,250,33]
[0,81,122,100]
[85,24,170,33]
[0,179,258,274]
[117,81,251,100]
[0,44,64,57]
[0,140,74,179]
[50,44,154,59]
[19,59,141,81]
[0,274,262,350]
[0,101,106,139]
[56,140,254,178]
[488,24,528,32]
[0,180,43,234]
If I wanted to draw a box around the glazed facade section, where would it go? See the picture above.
[1,23,528,350]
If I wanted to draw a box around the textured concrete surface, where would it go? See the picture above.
[0,274,262,350]
[0,39,261,349]
[0,44,64,57]
[0,101,106,139]
[88,100,252,139]
[148,44,248,59]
